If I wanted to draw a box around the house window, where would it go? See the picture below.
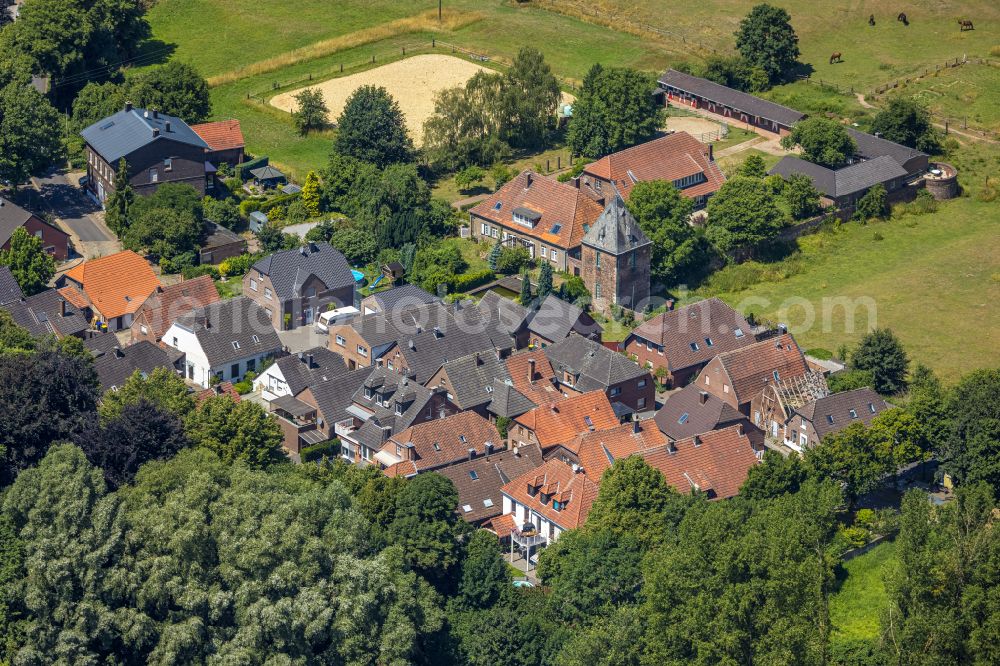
[637,397,646,409]
[394,402,403,415]
[610,386,621,397]
[265,308,272,318]
[646,340,653,351]
[630,252,636,268]
[481,223,490,236]
[164,158,172,172]
[230,363,240,378]
[638,378,646,388]
[723,384,729,393]
[462,504,473,513]
[357,345,368,357]
[247,358,255,372]
[595,283,601,299]
[232,341,241,350]
[849,409,858,419]
[426,405,433,418]
[432,441,440,451]
[140,325,148,335]
[800,433,808,447]
[305,287,316,298]
[678,412,689,424]
[491,228,498,239]
[550,250,558,262]
[734,328,745,338]
[540,247,548,258]
[149,168,158,183]
[595,253,601,269]
[336,335,345,347]
[250,279,258,291]
[364,388,373,400]
[704,376,710,385]
[172,336,178,347]
[264,288,272,300]
[754,411,761,425]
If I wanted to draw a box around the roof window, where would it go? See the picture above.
[483,498,494,508]
[772,370,780,382]
[869,403,877,413]
[550,223,563,235]
[826,414,834,425]
[734,328,745,338]
[432,442,441,451]
[493,201,502,210]
[469,470,479,480]
[849,409,858,419]
[689,341,700,351]
[232,341,241,350]
[251,334,260,343]
[462,504,473,513]
[678,412,690,424]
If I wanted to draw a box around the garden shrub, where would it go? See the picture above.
[495,246,531,274]
[302,438,341,462]
[218,253,258,278]
[452,269,495,293]
[181,264,220,280]
[839,526,869,549]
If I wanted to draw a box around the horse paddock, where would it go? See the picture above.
[663,115,726,142]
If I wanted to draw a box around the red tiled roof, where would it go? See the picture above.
[197,382,242,403]
[714,333,809,404]
[489,513,516,538]
[190,120,245,152]
[639,425,759,499]
[569,420,668,480]
[63,250,161,321]
[135,275,220,341]
[581,131,726,200]
[505,348,564,406]
[631,298,754,372]
[380,411,502,475]
[469,171,604,249]
[57,286,91,310]
[501,458,601,530]
[514,390,619,449]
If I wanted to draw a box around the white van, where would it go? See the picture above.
[315,306,360,333]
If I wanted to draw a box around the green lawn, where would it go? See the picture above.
[892,62,1000,134]
[443,237,491,274]
[830,541,897,644]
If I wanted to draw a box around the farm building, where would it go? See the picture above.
[657,69,805,136]
[769,155,909,208]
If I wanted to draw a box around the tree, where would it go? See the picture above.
[826,368,875,393]
[627,180,709,285]
[496,246,531,275]
[906,364,949,450]
[185,395,285,468]
[330,223,377,265]
[705,176,786,256]
[127,61,211,122]
[805,423,887,500]
[940,369,1000,495]
[292,87,328,135]
[519,267,532,305]
[0,309,34,353]
[103,158,134,236]
[98,366,195,421]
[490,163,514,190]
[456,530,509,610]
[0,83,62,189]
[740,449,807,500]
[784,173,822,219]
[500,46,561,149]
[423,74,511,170]
[537,261,553,302]
[0,227,55,296]
[871,96,940,153]
[77,398,188,488]
[202,195,239,229]
[388,472,464,588]
[738,153,767,178]
[734,4,800,83]
[70,80,127,131]
[300,170,321,216]
[255,222,298,254]
[867,408,928,479]
[854,183,889,221]
[568,65,662,158]
[454,165,486,193]
[781,117,856,168]
[122,206,202,261]
[851,328,908,394]
[333,85,413,166]
[487,240,502,271]
[0,348,99,481]
[702,54,755,92]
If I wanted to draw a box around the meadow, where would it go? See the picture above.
[888,62,1000,134]
[829,541,896,647]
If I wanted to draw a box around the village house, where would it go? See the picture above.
[190,119,245,169]
[782,387,891,452]
[439,442,544,528]
[359,283,439,316]
[130,275,220,344]
[475,290,532,352]
[424,350,510,416]
[579,194,652,310]
[0,267,22,306]
[81,104,210,204]
[376,410,502,477]
[657,69,805,136]
[544,417,667,470]
[253,346,348,401]
[623,298,755,388]
[58,250,161,331]
[543,334,655,415]
[578,131,726,208]
[505,348,565,407]
[510,389,620,455]
[526,294,602,348]
[199,221,247,265]
[0,197,71,260]
[653,383,756,443]
[91,341,179,393]
[333,367,458,464]
[469,170,603,276]
[162,296,282,388]
[2,286,90,339]
[244,242,355,330]
[696,333,816,438]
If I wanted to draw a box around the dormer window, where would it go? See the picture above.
[394,402,403,415]
[553,500,562,511]
[164,158,172,172]
[364,388,373,400]
[511,207,541,228]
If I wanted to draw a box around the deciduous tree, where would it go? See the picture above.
[784,172,823,219]
[334,85,412,166]
[781,117,856,168]
[568,65,662,158]
[185,395,285,468]
[940,369,1000,496]
[871,96,940,154]
[0,227,55,296]
[127,60,211,122]
[98,366,195,421]
[388,472,464,589]
[627,180,709,285]
[850,327,908,394]
[292,87,328,135]
[735,4,801,83]
[456,530,509,610]
[705,176,785,256]
[0,83,62,189]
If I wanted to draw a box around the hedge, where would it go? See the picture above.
[451,269,495,293]
[238,155,269,180]
[301,438,340,463]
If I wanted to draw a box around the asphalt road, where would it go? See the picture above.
[32,170,115,243]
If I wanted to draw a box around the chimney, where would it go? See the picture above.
[527,357,536,383]
[113,347,124,358]
[693,435,702,447]
[485,441,494,455]
[152,109,159,119]
[632,418,640,434]
[777,323,788,335]
[468,447,476,461]
[152,128,159,137]
[699,391,709,405]
[549,403,558,414]
[298,351,305,362]
[526,172,534,188]
[307,353,314,368]
[124,101,133,112]
[708,143,714,161]
[474,352,482,366]
[214,384,223,395]
[571,463,581,473]
[433,326,443,339]
[59,298,67,317]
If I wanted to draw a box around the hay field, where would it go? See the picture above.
[271,54,574,145]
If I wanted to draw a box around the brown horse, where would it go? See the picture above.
[958,19,974,31]
[897,12,908,25]
[830,52,843,64]
[869,14,876,26]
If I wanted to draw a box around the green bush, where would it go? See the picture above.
[232,379,253,394]
[302,438,341,463]
[159,251,197,275]
[452,269,495,293]
[239,197,267,218]
[181,264,220,280]
[495,246,532,274]
[839,526,869,549]
[854,508,877,529]
[218,253,258,278]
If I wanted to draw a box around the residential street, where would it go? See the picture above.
[29,168,120,260]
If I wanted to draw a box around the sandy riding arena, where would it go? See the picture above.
[271,54,493,145]
[663,115,725,141]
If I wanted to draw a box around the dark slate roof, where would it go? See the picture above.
[653,383,746,441]
[308,367,372,426]
[250,165,285,180]
[847,128,927,167]
[202,221,246,250]
[658,69,806,126]
[274,346,348,396]
[770,155,907,198]
[544,334,648,393]
[486,379,537,419]
[437,350,511,410]
[81,107,209,163]
[92,341,176,392]
[3,288,89,338]
[251,242,354,302]
[438,443,545,524]
[349,369,443,450]
[174,296,282,367]
[0,197,34,247]
[0,266,24,306]
[796,387,892,440]
[475,291,530,351]
[84,332,121,357]
[582,194,651,255]
[366,284,439,313]
[527,294,603,342]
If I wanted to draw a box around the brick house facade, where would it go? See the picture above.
[0,198,71,260]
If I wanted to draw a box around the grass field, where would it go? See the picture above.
[892,62,1000,133]
[830,541,897,644]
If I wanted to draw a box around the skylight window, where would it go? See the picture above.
[469,470,479,480]
[462,504,473,513]
[485,385,493,393]
[826,414,834,425]
[459,434,467,443]
[849,409,858,419]
[231,341,241,350]
[869,403,877,413]
[689,342,700,351]
[678,413,690,424]
[483,498,494,508]
[432,442,441,451]
[772,370,780,382]
[550,223,562,235]
[734,328,745,338]
[705,337,714,347]
[493,201,502,210]
[584,416,594,428]
[252,335,260,344]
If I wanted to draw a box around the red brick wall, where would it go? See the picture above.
[2,216,70,261]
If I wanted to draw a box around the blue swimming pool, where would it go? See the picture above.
[512,580,534,588]
[351,270,365,282]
